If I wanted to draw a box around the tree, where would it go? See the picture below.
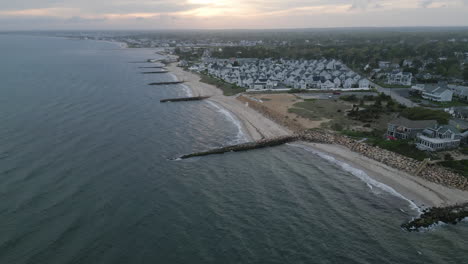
[464,67,468,81]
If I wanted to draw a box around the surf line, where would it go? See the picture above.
[287,143,422,215]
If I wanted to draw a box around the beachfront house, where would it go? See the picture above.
[416,125,462,151]
[386,117,437,140]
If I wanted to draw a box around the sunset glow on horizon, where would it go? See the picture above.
[1,0,468,30]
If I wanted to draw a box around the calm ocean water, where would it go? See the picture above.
[0,35,467,264]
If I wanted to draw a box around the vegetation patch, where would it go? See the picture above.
[400,107,450,124]
[439,160,468,178]
[370,139,430,161]
[199,73,246,96]
[288,108,321,121]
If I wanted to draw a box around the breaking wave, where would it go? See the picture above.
[180,84,193,97]
[287,143,422,214]
[206,100,248,144]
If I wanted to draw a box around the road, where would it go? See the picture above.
[370,81,418,108]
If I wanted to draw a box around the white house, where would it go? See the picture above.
[416,125,462,151]
[418,84,454,102]
[387,70,413,86]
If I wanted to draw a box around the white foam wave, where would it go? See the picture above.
[206,101,248,144]
[167,73,178,81]
[180,84,193,97]
[287,143,422,214]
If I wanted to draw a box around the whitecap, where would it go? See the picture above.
[287,143,422,214]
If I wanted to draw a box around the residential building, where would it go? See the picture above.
[449,85,468,101]
[386,117,437,140]
[191,58,370,91]
[387,70,413,86]
[416,125,462,151]
[421,84,453,102]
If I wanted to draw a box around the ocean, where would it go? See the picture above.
[0,35,467,264]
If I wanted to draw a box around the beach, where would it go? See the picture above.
[167,63,468,209]
[167,64,291,140]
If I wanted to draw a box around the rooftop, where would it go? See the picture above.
[389,117,437,129]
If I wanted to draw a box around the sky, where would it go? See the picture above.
[1,0,468,30]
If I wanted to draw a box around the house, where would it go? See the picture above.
[343,78,356,89]
[252,79,268,90]
[387,118,437,140]
[416,125,462,151]
[387,70,413,86]
[320,80,335,90]
[379,61,391,69]
[447,107,468,119]
[420,84,454,102]
[358,79,370,89]
[449,85,468,101]
[402,59,413,67]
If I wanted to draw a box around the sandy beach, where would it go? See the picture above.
[301,142,468,208]
[166,63,468,209]
[167,64,291,140]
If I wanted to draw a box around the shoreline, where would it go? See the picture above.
[166,63,291,141]
[165,62,468,209]
[297,142,468,208]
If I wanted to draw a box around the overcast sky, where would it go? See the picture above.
[1,0,468,30]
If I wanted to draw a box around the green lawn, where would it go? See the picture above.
[400,107,451,124]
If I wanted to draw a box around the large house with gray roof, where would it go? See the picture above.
[411,83,454,102]
[386,117,437,140]
[416,125,462,151]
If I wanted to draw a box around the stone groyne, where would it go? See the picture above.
[142,71,169,74]
[178,136,299,159]
[160,96,210,103]
[402,203,468,231]
[148,81,184,86]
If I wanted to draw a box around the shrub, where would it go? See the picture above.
[331,123,344,131]
[400,107,450,124]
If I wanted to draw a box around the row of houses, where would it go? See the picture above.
[188,58,371,91]
[386,117,468,152]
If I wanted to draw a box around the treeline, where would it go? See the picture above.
[211,39,468,79]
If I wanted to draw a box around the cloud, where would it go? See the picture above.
[1,0,468,29]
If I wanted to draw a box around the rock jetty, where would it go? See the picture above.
[160,96,210,103]
[402,203,468,231]
[178,136,299,159]
[148,81,184,85]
